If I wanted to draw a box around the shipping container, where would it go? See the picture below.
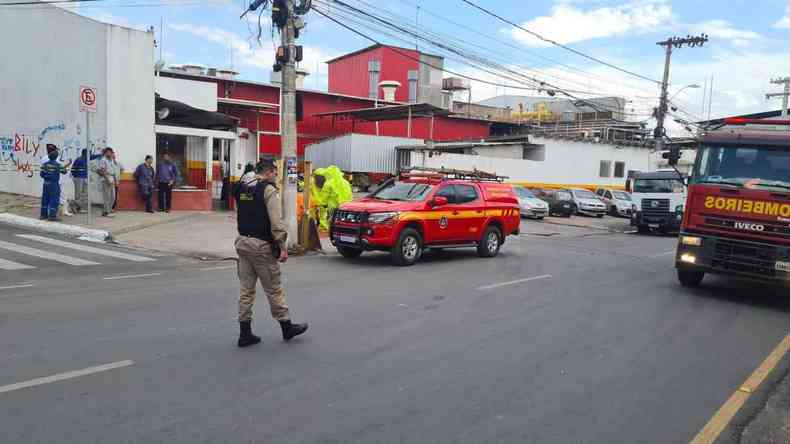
[305,133,423,174]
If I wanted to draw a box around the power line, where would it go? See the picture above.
[336,0,655,99]
[311,5,648,118]
[0,0,101,6]
[458,0,661,85]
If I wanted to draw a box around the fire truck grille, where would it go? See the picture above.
[641,199,670,217]
[711,239,779,277]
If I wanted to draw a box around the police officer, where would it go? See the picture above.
[234,160,308,347]
[40,147,67,221]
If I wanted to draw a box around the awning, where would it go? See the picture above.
[313,103,452,122]
[156,94,238,131]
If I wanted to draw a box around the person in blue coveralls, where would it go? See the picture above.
[40,147,67,222]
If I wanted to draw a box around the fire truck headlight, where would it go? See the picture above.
[681,236,702,247]
[368,212,399,225]
[680,253,697,264]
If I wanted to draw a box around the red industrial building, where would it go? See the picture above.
[160,44,490,160]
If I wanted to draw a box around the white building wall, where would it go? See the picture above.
[108,26,156,169]
[410,137,656,188]
[155,76,217,112]
[0,6,153,197]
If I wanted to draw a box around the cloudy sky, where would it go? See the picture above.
[66,0,790,129]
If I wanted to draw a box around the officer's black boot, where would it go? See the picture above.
[279,320,308,341]
[238,320,261,348]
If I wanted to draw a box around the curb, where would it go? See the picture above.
[109,212,203,236]
[0,213,111,242]
[541,218,618,232]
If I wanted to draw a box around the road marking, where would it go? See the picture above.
[198,265,237,271]
[0,258,35,271]
[16,234,155,262]
[0,240,99,266]
[0,360,134,395]
[102,272,162,280]
[0,283,34,291]
[690,333,790,444]
[648,250,676,258]
[476,274,552,291]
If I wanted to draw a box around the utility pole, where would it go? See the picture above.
[654,34,708,152]
[279,0,298,248]
[767,77,790,119]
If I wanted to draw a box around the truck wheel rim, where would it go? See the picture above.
[487,232,498,253]
[403,236,418,259]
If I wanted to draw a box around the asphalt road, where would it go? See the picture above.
[1,221,789,444]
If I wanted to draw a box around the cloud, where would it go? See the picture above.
[690,19,759,47]
[775,3,790,28]
[169,22,337,86]
[510,0,673,47]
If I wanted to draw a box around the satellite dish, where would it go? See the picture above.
[157,107,170,120]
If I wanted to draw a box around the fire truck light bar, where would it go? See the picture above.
[724,117,790,125]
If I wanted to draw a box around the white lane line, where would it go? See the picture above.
[0,240,99,266]
[198,265,237,271]
[103,273,162,280]
[648,250,676,258]
[0,360,134,395]
[16,234,155,262]
[476,274,552,291]
[0,258,35,271]
[0,283,35,291]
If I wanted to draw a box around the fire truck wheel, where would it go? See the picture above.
[337,246,363,259]
[677,269,705,287]
[477,225,502,258]
[392,228,423,266]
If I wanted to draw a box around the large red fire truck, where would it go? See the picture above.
[671,118,790,286]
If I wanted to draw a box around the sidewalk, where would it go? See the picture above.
[0,191,207,239]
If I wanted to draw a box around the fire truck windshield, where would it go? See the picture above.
[634,179,684,193]
[692,145,790,191]
[371,182,434,201]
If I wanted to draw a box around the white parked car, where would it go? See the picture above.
[569,188,607,217]
[513,186,549,219]
[595,188,633,217]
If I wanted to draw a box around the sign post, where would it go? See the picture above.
[80,86,97,224]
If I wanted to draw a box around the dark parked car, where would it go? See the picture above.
[532,188,576,217]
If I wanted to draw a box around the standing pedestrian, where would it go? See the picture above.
[234,160,307,347]
[133,155,156,213]
[111,151,124,211]
[40,144,73,217]
[93,147,118,217]
[156,152,178,213]
[70,149,88,214]
[40,148,67,221]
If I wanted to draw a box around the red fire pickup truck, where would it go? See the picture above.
[672,118,790,286]
[329,168,521,266]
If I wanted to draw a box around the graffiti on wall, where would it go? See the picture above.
[0,122,99,179]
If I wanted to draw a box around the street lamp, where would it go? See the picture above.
[669,84,701,102]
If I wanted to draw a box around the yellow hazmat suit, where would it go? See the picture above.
[311,166,353,230]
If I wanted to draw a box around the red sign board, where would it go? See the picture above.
[79,86,97,113]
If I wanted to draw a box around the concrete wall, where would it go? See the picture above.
[156,76,217,112]
[409,137,655,188]
[0,6,153,197]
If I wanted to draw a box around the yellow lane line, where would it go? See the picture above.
[690,333,790,444]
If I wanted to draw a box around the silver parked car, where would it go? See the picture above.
[569,188,607,217]
[513,186,549,219]
[595,188,633,217]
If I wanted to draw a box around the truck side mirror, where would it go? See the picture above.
[430,196,448,207]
